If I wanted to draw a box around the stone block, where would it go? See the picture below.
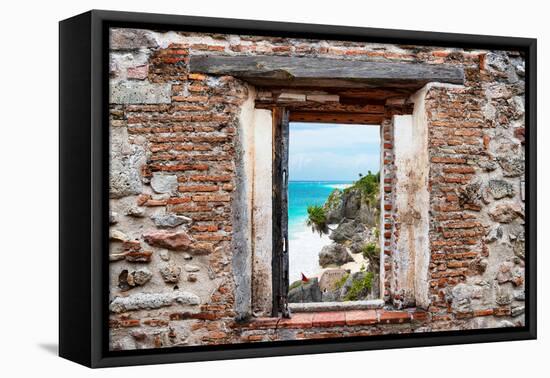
[110,28,158,50]
[110,81,171,104]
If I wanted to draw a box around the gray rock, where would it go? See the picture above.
[339,271,378,301]
[469,257,488,274]
[110,211,119,225]
[110,291,200,313]
[498,156,524,177]
[349,241,366,254]
[321,291,340,302]
[496,262,514,284]
[182,252,193,260]
[126,206,145,217]
[477,160,497,171]
[483,102,497,121]
[110,28,158,50]
[324,187,378,226]
[159,250,170,261]
[513,290,525,301]
[485,83,512,100]
[151,213,191,228]
[513,232,525,259]
[330,220,364,243]
[496,286,512,306]
[318,269,348,292]
[511,305,525,317]
[319,243,354,267]
[150,174,178,194]
[184,264,200,272]
[359,200,378,227]
[497,320,516,328]
[459,181,482,207]
[485,225,503,243]
[109,253,127,262]
[343,189,362,219]
[118,268,152,291]
[509,96,525,117]
[159,264,181,283]
[288,278,322,303]
[110,127,145,198]
[515,63,525,77]
[448,283,473,313]
[131,269,153,286]
[110,81,171,104]
[110,229,128,242]
[489,203,524,223]
[324,189,344,223]
[486,52,509,73]
[109,57,118,75]
[487,180,515,199]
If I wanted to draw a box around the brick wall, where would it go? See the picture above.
[108,28,525,350]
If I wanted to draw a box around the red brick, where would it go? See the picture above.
[312,312,346,327]
[493,307,511,317]
[144,199,167,207]
[431,156,467,164]
[473,309,494,317]
[410,310,429,322]
[443,166,476,174]
[188,73,206,81]
[172,95,208,103]
[160,164,209,172]
[378,310,411,324]
[178,185,219,192]
[143,319,169,327]
[245,317,279,329]
[279,313,314,328]
[345,310,377,326]
[118,319,141,327]
[190,225,218,232]
[190,175,232,182]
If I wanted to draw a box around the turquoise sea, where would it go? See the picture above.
[288,181,352,282]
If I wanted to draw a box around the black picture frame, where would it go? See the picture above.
[59,9,537,368]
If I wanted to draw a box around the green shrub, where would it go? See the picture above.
[344,171,380,206]
[306,204,329,236]
[334,272,350,290]
[325,189,342,209]
[344,272,374,301]
[289,280,303,291]
[362,242,380,261]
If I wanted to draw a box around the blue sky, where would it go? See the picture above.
[289,122,380,181]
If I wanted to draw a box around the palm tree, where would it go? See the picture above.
[306,205,329,236]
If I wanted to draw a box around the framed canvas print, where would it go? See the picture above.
[59,10,536,368]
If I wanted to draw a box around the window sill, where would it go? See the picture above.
[289,299,384,313]
[236,309,428,329]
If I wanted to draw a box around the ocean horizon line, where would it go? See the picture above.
[289,179,355,182]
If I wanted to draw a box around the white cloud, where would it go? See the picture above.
[289,123,380,181]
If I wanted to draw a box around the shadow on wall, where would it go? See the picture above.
[37,343,58,356]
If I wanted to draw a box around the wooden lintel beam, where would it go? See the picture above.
[255,101,386,114]
[189,55,465,89]
[289,112,384,125]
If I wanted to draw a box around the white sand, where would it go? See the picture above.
[288,223,368,283]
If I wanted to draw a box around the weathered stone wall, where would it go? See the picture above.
[425,52,526,325]
[108,27,525,350]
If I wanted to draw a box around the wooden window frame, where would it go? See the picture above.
[271,108,385,317]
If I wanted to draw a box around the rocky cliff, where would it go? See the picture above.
[289,173,381,303]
